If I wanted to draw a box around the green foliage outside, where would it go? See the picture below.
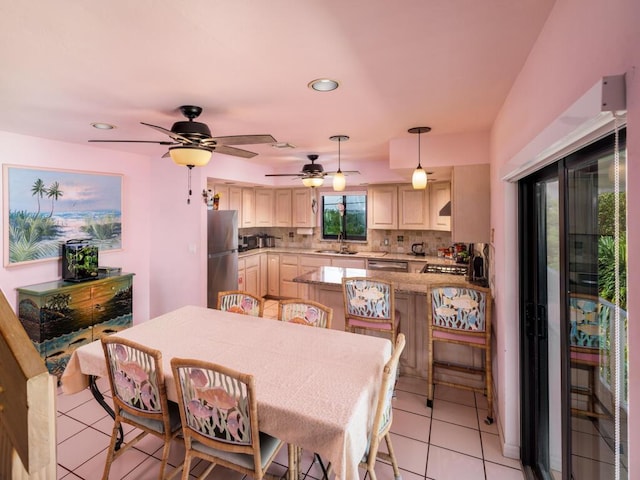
[597,192,626,309]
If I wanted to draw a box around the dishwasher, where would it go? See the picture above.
[367,259,409,272]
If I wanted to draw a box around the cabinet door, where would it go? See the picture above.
[429,182,451,231]
[245,265,260,297]
[368,185,397,229]
[267,254,280,297]
[292,189,317,228]
[330,257,366,268]
[279,254,299,298]
[452,164,490,242]
[255,189,274,227]
[238,258,246,291]
[274,189,292,227]
[298,255,327,299]
[229,187,243,225]
[398,185,429,230]
[242,188,256,228]
[259,253,268,297]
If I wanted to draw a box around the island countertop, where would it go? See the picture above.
[293,266,470,295]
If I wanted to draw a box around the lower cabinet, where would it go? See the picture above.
[267,253,280,297]
[244,255,260,298]
[279,254,299,298]
[17,274,134,379]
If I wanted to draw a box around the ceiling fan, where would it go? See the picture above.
[265,154,359,188]
[89,105,276,162]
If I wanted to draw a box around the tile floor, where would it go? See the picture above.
[56,300,525,480]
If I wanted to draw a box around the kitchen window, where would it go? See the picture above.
[321,193,367,241]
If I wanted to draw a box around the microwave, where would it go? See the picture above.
[240,235,259,251]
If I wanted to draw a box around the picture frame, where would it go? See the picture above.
[3,165,123,266]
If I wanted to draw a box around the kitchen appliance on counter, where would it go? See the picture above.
[239,234,258,252]
[207,210,239,308]
[411,242,426,256]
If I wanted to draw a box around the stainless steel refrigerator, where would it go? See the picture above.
[207,210,239,308]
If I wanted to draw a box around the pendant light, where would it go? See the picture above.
[330,134,349,191]
[409,126,431,189]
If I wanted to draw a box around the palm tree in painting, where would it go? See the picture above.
[46,181,63,218]
[31,178,46,216]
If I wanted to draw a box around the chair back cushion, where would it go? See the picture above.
[219,293,261,316]
[174,364,253,445]
[103,340,163,414]
[344,279,392,321]
[280,302,331,328]
[430,286,487,332]
[569,296,609,350]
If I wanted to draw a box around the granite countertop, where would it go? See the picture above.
[239,247,461,266]
[293,266,470,295]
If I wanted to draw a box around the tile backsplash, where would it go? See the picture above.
[239,226,452,255]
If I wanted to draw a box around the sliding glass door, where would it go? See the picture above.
[520,129,627,479]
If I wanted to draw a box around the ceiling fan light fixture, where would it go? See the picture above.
[302,176,324,188]
[408,126,431,190]
[330,134,349,192]
[308,78,339,92]
[169,145,212,167]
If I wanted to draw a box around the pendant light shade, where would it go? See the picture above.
[408,127,431,190]
[169,146,212,167]
[330,135,349,192]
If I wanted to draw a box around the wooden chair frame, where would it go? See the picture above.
[426,284,493,424]
[342,277,400,345]
[360,333,406,480]
[278,299,333,329]
[170,358,284,480]
[101,336,182,480]
[217,290,265,317]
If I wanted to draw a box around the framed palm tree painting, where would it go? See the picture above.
[3,165,123,266]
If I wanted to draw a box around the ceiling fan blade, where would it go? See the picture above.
[212,134,277,146]
[324,170,361,176]
[213,145,258,158]
[265,173,304,177]
[141,122,192,143]
[88,139,177,145]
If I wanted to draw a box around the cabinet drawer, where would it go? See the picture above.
[280,254,299,266]
[245,255,260,268]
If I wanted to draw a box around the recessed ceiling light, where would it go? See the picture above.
[308,78,339,92]
[91,122,116,130]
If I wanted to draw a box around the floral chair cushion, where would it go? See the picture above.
[219,294,261,316]
[431,286,487,332]
[281,303,328,328]
[104,342,162,413]
[569,296,609,349]
[175,366,252,445]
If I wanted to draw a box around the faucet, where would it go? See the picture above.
[338,232,349,253]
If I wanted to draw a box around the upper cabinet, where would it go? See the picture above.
[274,189,293,227]
[241,188,256,228]
[429,182,451,231]
[398,185,430,230]
[292,188,317,228]
[368,185,398,229]
[451,164,490,243]
[255,189,274,227]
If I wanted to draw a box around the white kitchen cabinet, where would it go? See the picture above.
[267,253,280,297]
[367,185,398,229]
[452,164,490,243]
[398,184,429,230]
[255,189,274,227]
[279,253,299,298]
[241,188,256,228]
[237,258,246,292]
[292,188,317,228]
[229,187,243,224]
[244,255,260,297]
[259,253,268,297]
[297,255,326,298]
[429,182,451,231]
[274,189,292,227]
[330,257,366,268]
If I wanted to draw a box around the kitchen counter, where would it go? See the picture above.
[293,266,469,294]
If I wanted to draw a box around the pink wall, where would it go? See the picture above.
[491,0,640,469]
[0,132,152,323]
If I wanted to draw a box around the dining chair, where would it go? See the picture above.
[426,284,494,424]
[101,337,183,480]
[342,277,401,345]
[217,290,265,317]
[170,357,284,480]
[278,299,333,329]
[360,333,406,480]
[569,293,612,418]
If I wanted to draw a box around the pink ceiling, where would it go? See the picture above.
[0,1,555,178]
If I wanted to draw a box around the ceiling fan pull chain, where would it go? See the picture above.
[187,166,193,204]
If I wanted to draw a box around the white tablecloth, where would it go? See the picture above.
[61,305,391,480]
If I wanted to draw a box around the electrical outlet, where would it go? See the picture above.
[383,238,389,246]
[288,231,294,238]
[397,235,404,242]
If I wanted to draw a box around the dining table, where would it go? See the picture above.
[61,305,392,480]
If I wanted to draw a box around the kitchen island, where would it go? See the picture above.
[294,266,485,384]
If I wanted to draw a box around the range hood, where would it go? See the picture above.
[439,201,451,216]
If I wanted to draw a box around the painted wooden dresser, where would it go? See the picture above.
[17,273,133,379]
